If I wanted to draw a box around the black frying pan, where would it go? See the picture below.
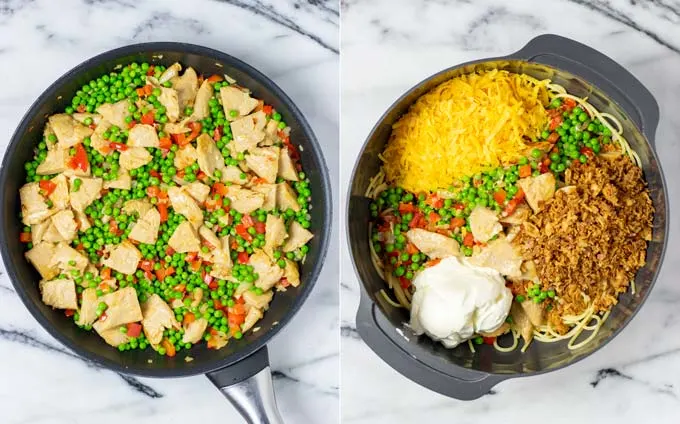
[0,42,332,423]
[347,34,668,399]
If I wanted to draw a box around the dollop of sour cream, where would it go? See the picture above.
[409,256,512,348]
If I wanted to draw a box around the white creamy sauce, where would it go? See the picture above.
[409,256,512,348]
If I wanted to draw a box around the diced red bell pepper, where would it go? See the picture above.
[140,111,155,125]
[235,224,253,242]
[399,277,411,289]
[19,232,32,243]
[398,203,416,214]
[126,322,142,337]
[493,190,506,205]
[109,142,128,152]
[39,180,57,196]
[157,202,168,223]
[69,144,89,172]
[463,232,474,247]
[483,336,496,345]
[207,74,223,83]
[159,137,172,149]
[547,132,560,143]
[254,221,266,234]
[262,105,273,115]
[237,251,249,264]
[518,164,532,178]
[213,182,229,196]
[549,116,563,130]
[450,217,466,229]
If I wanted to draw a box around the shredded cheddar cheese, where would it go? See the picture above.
[383,70,550,193]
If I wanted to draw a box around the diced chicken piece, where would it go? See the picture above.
[159,62,182,84]
[167,186,204,228]
[511,302,534,344]
[191,80,212,120]
[122,199,153,218]
[50,242,88,272]
[264,214,286,258]
[225,186,264,215]
[557,185,577,195]
[48,114,93,148]
[210,236,233,273]
[48,174,70,211]
[158,87,180,122]
[164,119,191,135]
[283,258,301,287]
[249,249,284,291]
[43,123,57,148]
[220,86,259,120]
[39,278,77,309]
[234,283,253,298]
[276,182,300,212]
[51,210,77,242]
[174,144,198,169]
[20,182,55,225]
[469,206,502,243]
[75,210,91,231]
[469,236,522,278]
[261,120,280,147]
[168,221,201,253]
[31,220,51,245]
[242,307,263,333]
[253,184,277,211]
[277,147,299,181]
[72,113,102,125]
[128,207,161,244]
[196,133,226,178]
[172,67,199,110]
[191,287,204,308]
[182,317,208,344]
[221,165,248,185]
[230,112,266,153]
[208,331,229,350]
[89,120,113,156]
[95,287,143,332]
[128,124,160,148]
[243,290,273,310]
[245,147,279,184]
[500,203,532,225]
[119,146,152,170]
[77,288,98,327]
[69,177,102,212]
[141,294,180,345]
[518,173,556,213]
[405,228,458,259]
[199,225,221,250]
[102,241,142,275]
[96,100,131,129]
[479,322,510,338]
[94,325,131,347]
[282,221,313,253]
[103,170,132,190]
[521,300,546,327]
[26,242,59,280]
[185,181,210,203]
[36,148,69,175]
[41,223,65,243]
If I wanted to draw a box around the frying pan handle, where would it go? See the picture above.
[206,346,284,424]
[511,34,659,147]
[355,292,502,400]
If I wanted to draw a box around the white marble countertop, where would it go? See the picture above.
[0,1,338,423]
[341,0,680,423]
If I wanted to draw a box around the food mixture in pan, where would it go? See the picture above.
[20,61,313,355]
[367,69,653,352]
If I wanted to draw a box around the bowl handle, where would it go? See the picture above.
[206,346,285,424]
[511,34,659,147]
[355,291,503,400]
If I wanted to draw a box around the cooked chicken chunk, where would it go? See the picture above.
[122,199,153,218]
[39,278,77,310]
[220,86,259,120]
[50,242,88,272]
[164,118,191,135]
[94,287,143,332]
[210,236,233,275]
[500,203,531,225]
[243,290,273,310]
[77,288,98,327]
[72,112,101,125]
[119,146,152,170]
[128,207,161,244]
[245,147,279,184]
[102,241,142,275]
[510,302,534,344]
[26,242,59,280]
[469,236,522,278]
[48,174,70,211]
[158,87,180,122]
[276,182,300,212]
[283,258,300,287]
[96,100,131,129]
[89,120,113,156]
[230,112,266,153]
[20,182,55,225]
[174,144,198,169]
[225,186,264,215]
[36,148,69,175]
[31,220,51,245]
[277,147,299,181]
[172,67,199,110]
[469,206,502,243]
[128,124,160,148]
[167,186,204,228]
[405,228,459,259]
[182,317,208,344]
[191,80,212,120]
[168,221,201,253]
[51,210,77,242]
[518,173,556,213]
[41,223,66,243]
[141,294,180,345]
[221,165,248,185]
[69,177,102,212]
[104,170,132,190]
[282,221,314,253]
[521,300,546,327]
[199,225,221,250]
[242,307,263,333]
[159,62,182,84]
[48,114,93,148]
[253,184,277,211]
[94,325,131,347]
[250,249,284,291]
[196,133,226,178]
[262,120,280,147]
[264,214,286,258]
[185,181,210,203]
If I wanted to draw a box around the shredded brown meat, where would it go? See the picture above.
[514,153,653,333]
